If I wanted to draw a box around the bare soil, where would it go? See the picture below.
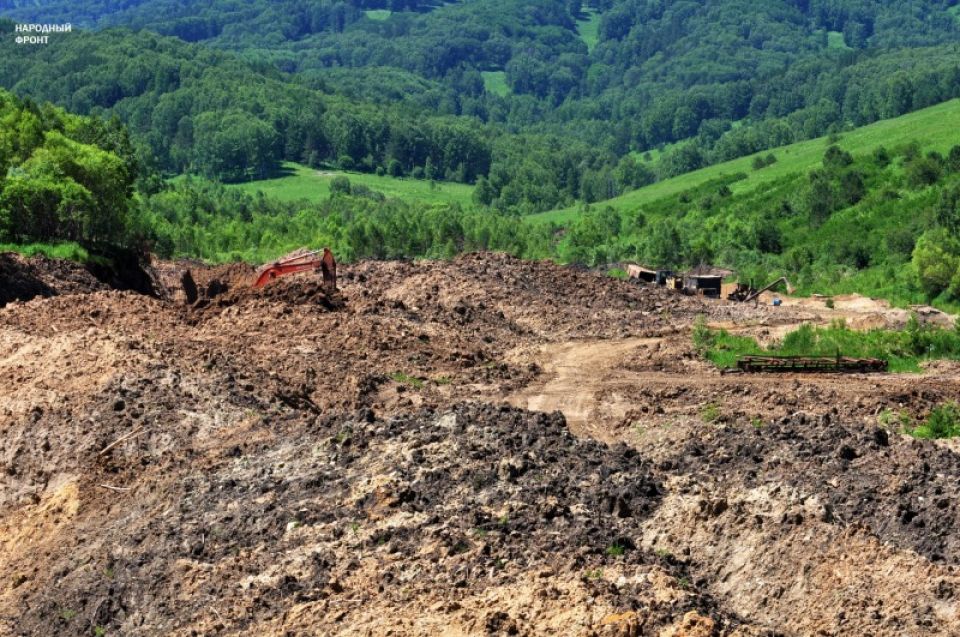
[0,251,958,636]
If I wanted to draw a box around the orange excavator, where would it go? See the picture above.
[253,248,337,291]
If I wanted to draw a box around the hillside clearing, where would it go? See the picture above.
[528,98,960,225]
[224,162,474,206]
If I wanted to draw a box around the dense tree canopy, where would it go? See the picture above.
[0,90,137,245]
[5,2,960,211]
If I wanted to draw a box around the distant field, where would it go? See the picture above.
[481,71,510,96]
[826,30,850,49]
[364,9,391,20]
[577,9,600,51]
[529,98,960,225]
[226,162,475,206]
[577,9,601,51]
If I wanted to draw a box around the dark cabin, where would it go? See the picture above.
[627,264,657,283]
[627,264,675,286]
[683,274,723,298]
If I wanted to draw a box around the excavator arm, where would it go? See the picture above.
[744,276,794,304]
[252,248,337,290]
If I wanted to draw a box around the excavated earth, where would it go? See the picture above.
[0,251,958,636]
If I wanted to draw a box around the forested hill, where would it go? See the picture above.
[4,1,960,214]
[0,24,494,187]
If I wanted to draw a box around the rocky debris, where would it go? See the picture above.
[667,413,960,565]
[2,250,959,636]
[347,252,711,340]
[1,404,754,636]
[187,276,345,316]
[0,253,108,306]
[0,251,161,308]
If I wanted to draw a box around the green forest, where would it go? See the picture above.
[4,1,960,308]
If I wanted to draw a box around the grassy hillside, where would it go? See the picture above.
[224,162,475,207]
[530,99,960,225]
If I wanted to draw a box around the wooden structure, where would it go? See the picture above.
[736,355,888,373]
[683,274,723,298]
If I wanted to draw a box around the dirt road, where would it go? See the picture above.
[507,337,660,440]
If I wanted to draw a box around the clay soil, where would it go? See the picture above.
[0,251,958,636]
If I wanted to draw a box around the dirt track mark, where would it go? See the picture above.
[507,334,960,444]
[507,337,658,440]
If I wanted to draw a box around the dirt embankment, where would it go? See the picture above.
[1,251,959,636]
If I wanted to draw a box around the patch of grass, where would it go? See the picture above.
[332,427,352,445]
[605,542,627,557]
[691,314,711,354]
[390,371,425,389]
[697,318,960,373]
[364,9,391,20]
[909,402,960,439]
[94,627,107,637]
[827,30,851,50]
[226,161,474,206]
[576,8,601,51]
[59,609,77,622]
[0,241,92,262]
[432,375,453,385]
[481,71,510,97]
[701,403,721,424]
[879,408,912,430]
[607,267,627,279]
[584,568,604,580]
[701,329,762,369]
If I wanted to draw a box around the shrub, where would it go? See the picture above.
[329,176,352,196]
[692,314,712,354]
[910,403,960,439]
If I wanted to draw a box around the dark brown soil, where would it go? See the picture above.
[667,412,960,565]
[0,253,107,305]
[4,403,758,636]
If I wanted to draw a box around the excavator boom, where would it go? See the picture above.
[252,248,337,290]
[743,276,793,304]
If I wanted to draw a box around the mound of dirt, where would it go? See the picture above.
[347,252,713,341]
[642,413,960,635]
[0,403,756,636]
[3,251,960,636]
[192,276,344,314]
[0,253,108,306]
[668,413,960,565]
